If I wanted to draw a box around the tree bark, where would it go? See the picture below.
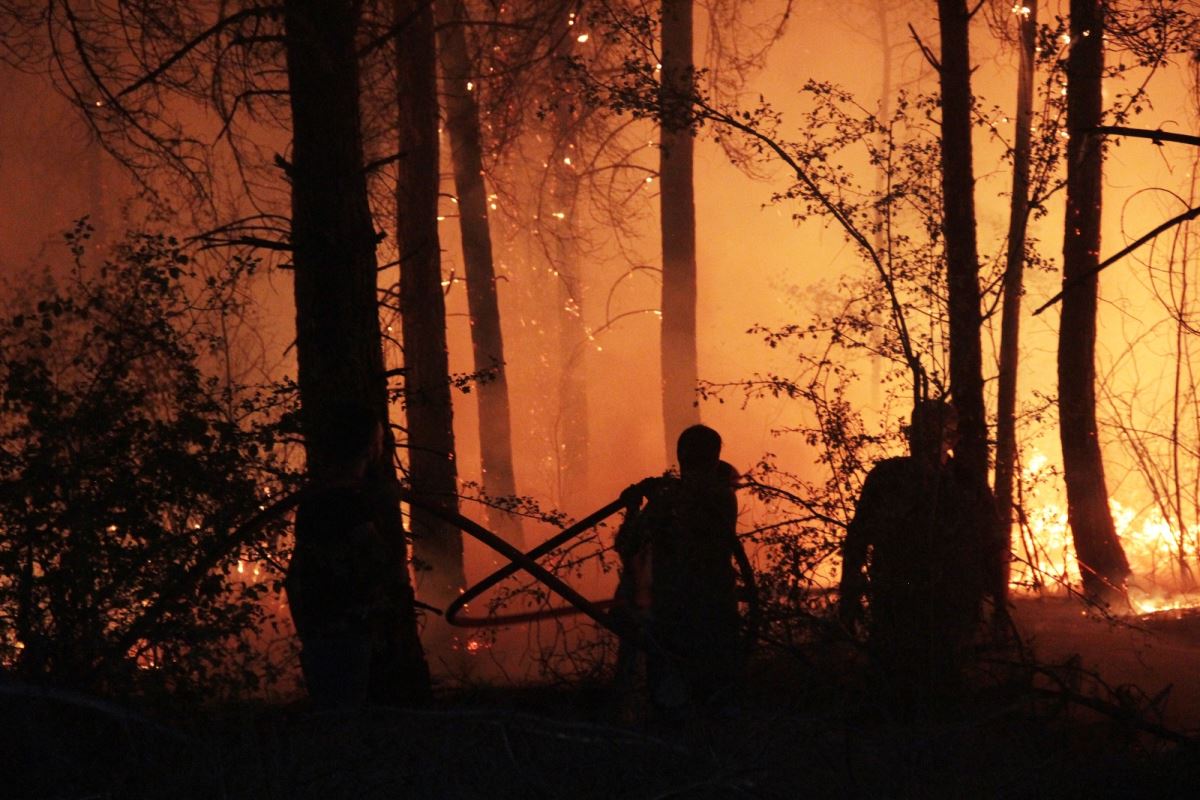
[435,0,522,545]
[993,0,1038,611]
[659,0,700,460]
[284,0,430,700]
[394,0,466,607]
[1058,0,1130,600]
[937,0,988,486]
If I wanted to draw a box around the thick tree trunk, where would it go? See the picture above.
[435,0,522,545]
[395,0,467,607]
[1058,0,1130,601]
[937,0,988,485]
[993,0,1038,610]
[659,0,700,460]
[283,0,430,700]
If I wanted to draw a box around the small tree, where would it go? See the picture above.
[0,226,292,697]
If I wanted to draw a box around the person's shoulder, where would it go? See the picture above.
[859,456,921,495]
[866,456,914,479]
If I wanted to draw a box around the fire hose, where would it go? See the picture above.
[441,493,761,657]
[137,483,759,662]
[443,497,627,627]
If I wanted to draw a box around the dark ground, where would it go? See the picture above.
[7,595,1200,799]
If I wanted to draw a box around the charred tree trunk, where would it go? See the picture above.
[284,0,430,700]
[993,0,1038,610]
[937,0,988,485]
[1058,0,1130,601]
[659,0,700,460]
[435,0,522,545]
[395,0,467,606]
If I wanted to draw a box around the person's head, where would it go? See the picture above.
[676,424,722,475]
[907,399,958,466]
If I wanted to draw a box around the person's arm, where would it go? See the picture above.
[619,476,661,512]
[614,477,661,555]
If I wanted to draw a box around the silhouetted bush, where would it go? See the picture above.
[0,222,296,699]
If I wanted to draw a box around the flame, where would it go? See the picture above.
[1015,451,1200,614]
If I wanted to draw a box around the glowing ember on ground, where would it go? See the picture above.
[448,635,490,655]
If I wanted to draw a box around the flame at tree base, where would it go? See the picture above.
[1015,453,1200,616]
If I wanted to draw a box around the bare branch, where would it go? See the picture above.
[907,23,940,71]
[114,6,284,99]
[1092,125,1200,148]
[1033,204,1200,315]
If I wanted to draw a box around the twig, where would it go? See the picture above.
[907,23,940,71]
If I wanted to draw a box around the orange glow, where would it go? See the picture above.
[1016,451,1200,614]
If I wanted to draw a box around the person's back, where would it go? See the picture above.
[648,469,738,631]
[632,426,742,708]
[853,458,985,628]
[650,468,740,703]
[840,401,993,711]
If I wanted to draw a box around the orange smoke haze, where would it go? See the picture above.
[5,0,1200,660]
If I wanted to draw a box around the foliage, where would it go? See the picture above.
[564,2,1174,626]
[0,222,295,699]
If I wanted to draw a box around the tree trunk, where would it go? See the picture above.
[937,0,988,485]
[993,0,1038,610]
[435,0,522,545]
[1058,0,1130,601]
[394,0,467,607]
[283,0,430,700]
[659,0,700,460]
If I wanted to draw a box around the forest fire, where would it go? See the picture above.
[7,0,1200,795]
[1015,452,1200,614]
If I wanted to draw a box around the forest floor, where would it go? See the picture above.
[7,595,1200,799]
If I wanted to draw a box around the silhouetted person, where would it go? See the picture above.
[286,408,387,710]
[615,425,743,714]
[839,400,998,713]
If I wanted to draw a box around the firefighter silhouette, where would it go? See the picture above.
[839,400,1000,711]
[614,425,743,713]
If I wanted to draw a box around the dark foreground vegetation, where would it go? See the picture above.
[7,600,1200,800]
